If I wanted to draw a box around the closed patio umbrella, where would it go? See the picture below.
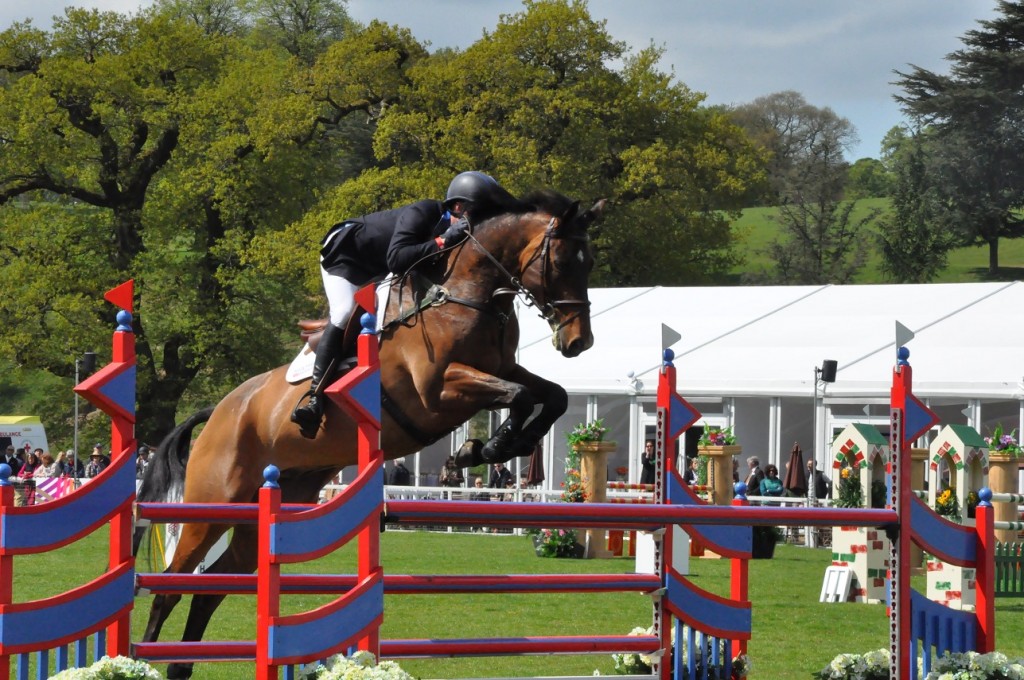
[525,444,545,487]
[782,442,807,496]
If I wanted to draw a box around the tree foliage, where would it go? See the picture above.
[893,0,1024,275]
[260,0,766,287]
[875,127,956,283]
[846,157,894,200]
[0,7,418,443]
[0,0,765,444]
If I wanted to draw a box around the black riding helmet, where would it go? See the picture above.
[443,171,500,210]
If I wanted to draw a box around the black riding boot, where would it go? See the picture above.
[291,323,347,438]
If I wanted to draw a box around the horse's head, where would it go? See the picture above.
[519,197,606,358]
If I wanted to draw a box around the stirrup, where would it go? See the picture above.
[291,391,322,438]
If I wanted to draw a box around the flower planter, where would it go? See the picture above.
[698,444,742,505]
[988,452,1020,543]
[532,532,585,559]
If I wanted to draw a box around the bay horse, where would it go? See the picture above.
[136,190,605,678]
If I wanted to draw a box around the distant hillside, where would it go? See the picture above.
[730,197,1024,283]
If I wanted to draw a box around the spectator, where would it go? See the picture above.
[439,455,465,488]
[469,477,488,499]
[137,445,152,479]
[388,457,412,486]
[3,445,23,476]
[487,462,513,489]
[85,450,108,478]
[640,439,656,485]
[62,450,85,478]
[35,452,59,478]
[682,457,699,486]
[745,456,765,492]
[18,450,40,479]
[17,450,39,505]
[759,464,784,503]
[807,459,832,500]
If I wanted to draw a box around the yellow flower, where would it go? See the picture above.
[841,468,851,479]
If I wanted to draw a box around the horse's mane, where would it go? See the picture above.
[470,187,576,227]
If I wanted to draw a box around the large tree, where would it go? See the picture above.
[875,126,956,283]
[259,0,767,287]
[893,0,1024,275]
[730,90,857,206]
[731,91,874,283]
[0,8,422,444]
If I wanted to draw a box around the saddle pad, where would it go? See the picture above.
[285,280,391,384]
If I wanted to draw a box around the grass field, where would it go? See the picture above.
[19,529,1024,679]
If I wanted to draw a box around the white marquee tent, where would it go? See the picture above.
[393,282,1024,494]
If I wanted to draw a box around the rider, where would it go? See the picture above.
[291,170,514,437]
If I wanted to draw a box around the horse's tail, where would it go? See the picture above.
[133,407,214,558]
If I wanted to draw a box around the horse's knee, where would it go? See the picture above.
[544,383,567,415]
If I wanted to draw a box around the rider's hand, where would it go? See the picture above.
[440,218,469,246]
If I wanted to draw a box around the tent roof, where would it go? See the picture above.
[516,282,1024,400]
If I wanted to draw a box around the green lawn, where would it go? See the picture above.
[18,529,1024,679]
[730,198,1024,283]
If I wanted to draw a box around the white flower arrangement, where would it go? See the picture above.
[818,649,1024,680]
[925,651,1024,680]
[609,625,748,678]
[815,649,890,680]
[296,650,415,680]
[50,656,162,680]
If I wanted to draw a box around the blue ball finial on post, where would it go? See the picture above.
[263,464,281,489]
[978,486,993,507]
[663,348,675,367]
[0,463,10,486]
[116,310,134,333]
[897,346,910,366]
[734,481,747,500]
[361,312,377,334]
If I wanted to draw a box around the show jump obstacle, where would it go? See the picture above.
[0,282,999,679]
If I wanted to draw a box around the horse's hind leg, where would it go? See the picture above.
[142,522,231,644]
[166,524,259,680]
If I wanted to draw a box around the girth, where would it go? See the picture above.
[380,385,455,447]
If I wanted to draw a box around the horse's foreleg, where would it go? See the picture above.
[166,524,259,679]
[142,522,230,645]
[437,363,536,464]
[501,365,568,459]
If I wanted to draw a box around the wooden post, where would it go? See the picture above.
[987,454,1020,544]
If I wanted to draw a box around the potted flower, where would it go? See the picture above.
[984,423,1021,542]
[834,466,864,509]
[934,486,961,522]
[51,656,162,680]
[985,423,1022,458]
[697,422,741,505]
[565,419,616,556]
[528,527,584,558]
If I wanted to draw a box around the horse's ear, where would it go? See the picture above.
[574,199,607,230]
[551,201,580,236]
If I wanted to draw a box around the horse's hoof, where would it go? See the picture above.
[167,662,194,679]
[480,426,515,464]
[453,439,484,468]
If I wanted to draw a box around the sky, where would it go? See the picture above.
[3,0,1001,161]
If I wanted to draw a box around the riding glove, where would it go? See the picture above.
[440,218,470,246]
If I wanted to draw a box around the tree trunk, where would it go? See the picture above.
[989,236,999,275]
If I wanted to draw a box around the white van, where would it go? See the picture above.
[0,416,51,454]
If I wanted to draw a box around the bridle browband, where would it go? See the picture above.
[465,216,591,332]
